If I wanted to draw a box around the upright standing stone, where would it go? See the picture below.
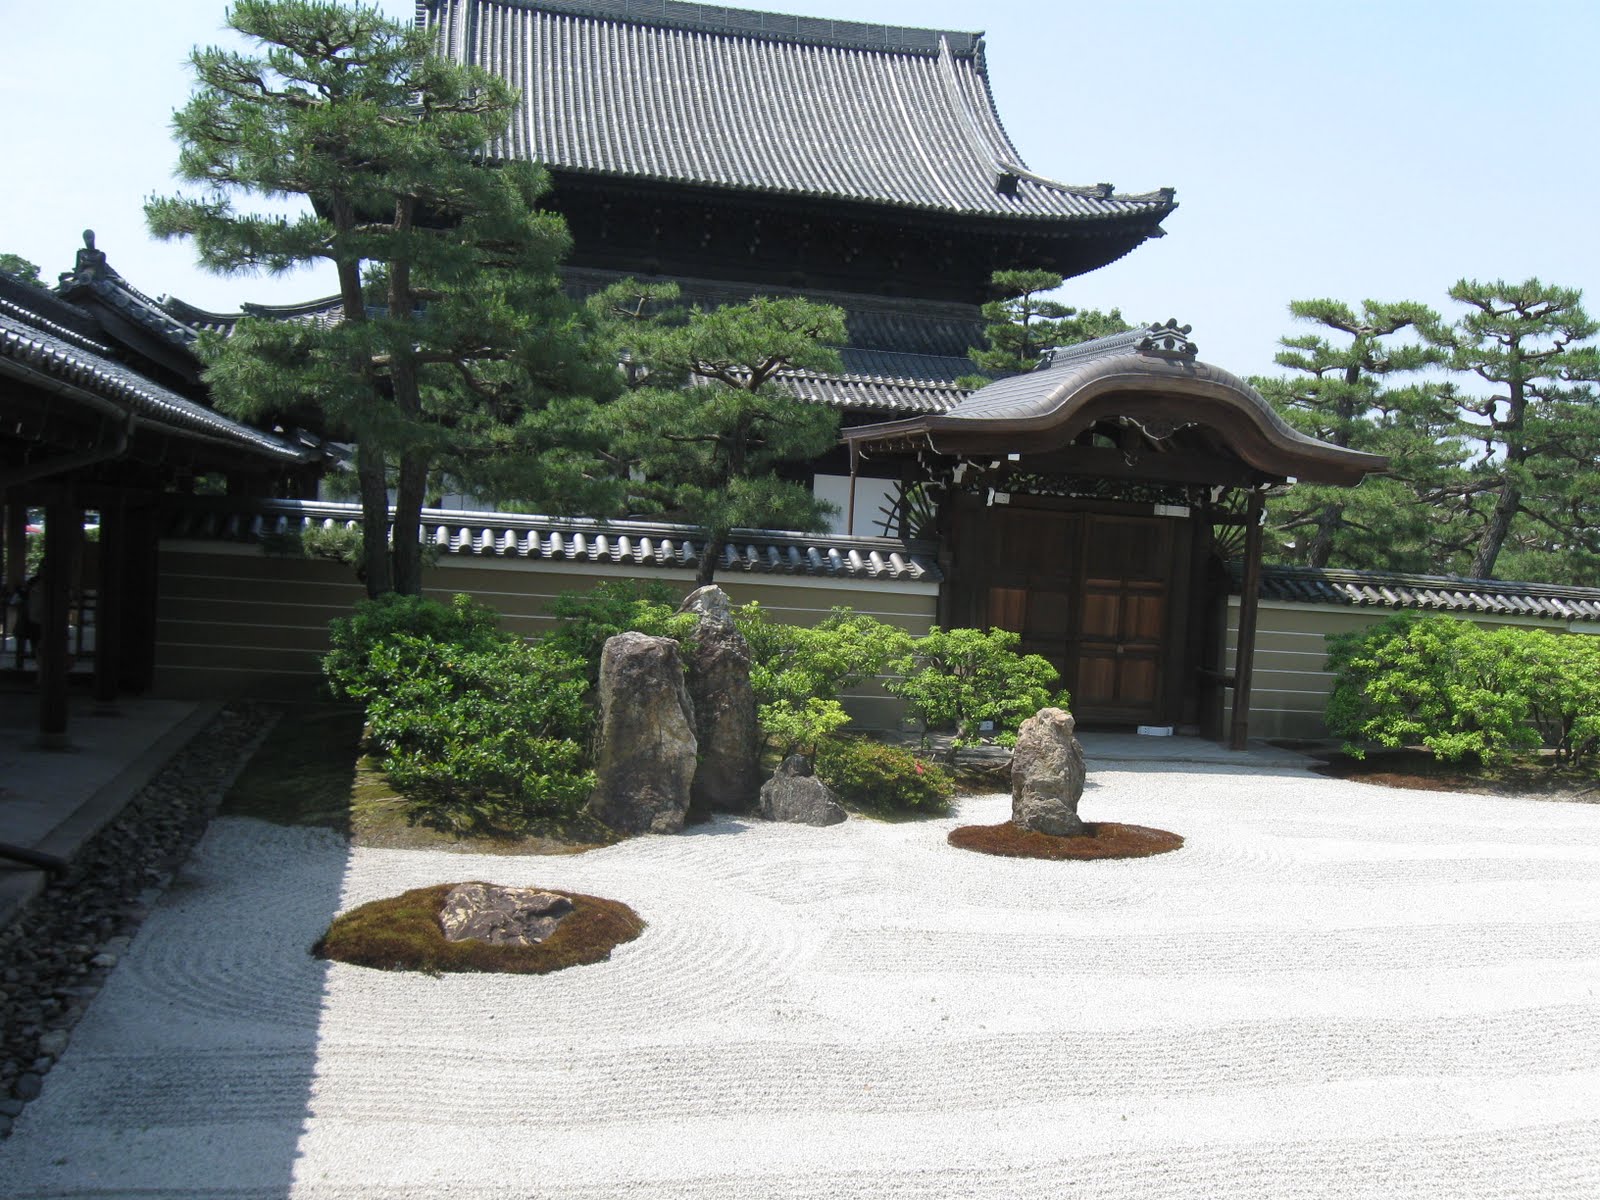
[588,632,698,834]
[679,585,761,814]
[1011,707,1088,836]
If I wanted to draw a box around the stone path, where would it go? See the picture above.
[5,760,1600,1197]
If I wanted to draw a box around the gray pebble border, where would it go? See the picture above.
[0,702,278,1138]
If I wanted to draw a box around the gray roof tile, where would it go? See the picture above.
[425,0,1175,222]
[168,499,943,582]
[1253,565,1600,622]
[0,301,317,464]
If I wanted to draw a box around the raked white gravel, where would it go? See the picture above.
[7,759,1600,1198]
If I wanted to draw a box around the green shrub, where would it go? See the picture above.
[1324,613,1543,764]
[885,626,1066,747]
[756,697,852,756]
[734,603,913,749]
[815,737,954,814]
[1505,628,1600,767]
[325,594,504,700]
[324,595,593,834]
[545,580,697,683]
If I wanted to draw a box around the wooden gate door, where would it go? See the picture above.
[951,502,1185,728]
[1071,515,1175,724]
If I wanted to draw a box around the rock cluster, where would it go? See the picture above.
[759,754,847,826]
[438,883,573,946]
[588,632,699,834]
[1011,706,1088,836]
[0,703,274,1139]
[679,586,761,814]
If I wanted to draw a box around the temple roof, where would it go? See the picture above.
[842,321,1389,486]
[0,276,322,468]
[422,0,1176,225]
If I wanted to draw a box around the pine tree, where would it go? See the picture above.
[146,0,617,596]
[963,268,1131,383]
[592,281,845,584]
[1254,299,1455,571]
[1422,279,1600,581]
[0,254,46,288]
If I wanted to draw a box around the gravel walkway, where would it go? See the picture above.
[5,760,1600,1197]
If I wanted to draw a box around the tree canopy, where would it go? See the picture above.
[963,268,1131,384]
[147,0,617,595]
[591,280,844,584]
[1253,299,1455,571]
[1422,279,1600,582]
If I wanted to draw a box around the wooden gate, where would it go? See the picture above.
[946,498,1191,727]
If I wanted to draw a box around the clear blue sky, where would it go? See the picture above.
[3,0,1595,380]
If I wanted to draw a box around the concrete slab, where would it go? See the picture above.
[0,691,214,930]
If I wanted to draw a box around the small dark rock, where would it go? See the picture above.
[14,1073,43,1101]
[759,757,847,826]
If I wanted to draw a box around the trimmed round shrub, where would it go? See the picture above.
[815,737,954,814]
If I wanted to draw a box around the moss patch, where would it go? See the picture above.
[313,882,645,975]
[949,821,1183,860]
[1312,748,1599,802]
[222,703,619,852]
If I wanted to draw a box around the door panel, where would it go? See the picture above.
[952,502,1184,727]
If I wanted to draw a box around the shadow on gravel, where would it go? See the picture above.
[7,705,357,1200]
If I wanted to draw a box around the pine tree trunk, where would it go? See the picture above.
[696,536,723,585]
[1470,485,1520,579]
[1306,502,1342,569]
[392,451,429,597]
[356,444,393,599]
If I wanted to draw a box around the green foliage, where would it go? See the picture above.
[964,268,1132,382]
[0,253,46,288]
[260,522,366,569]
[734,603,913,751]
[757,698,853,757]
[149,0,619,597]
[1420,279,1600,582]
[544,580,697,683]
[1325,614,1545,764]
[886,627,1065,747]
[593,281,845,583]
[1253,298,1456,572]
[324,594,593,833]
[814,737,954,814]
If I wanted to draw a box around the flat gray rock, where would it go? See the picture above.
[438,883,574,946]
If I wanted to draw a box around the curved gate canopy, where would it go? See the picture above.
[841,321,1386,487]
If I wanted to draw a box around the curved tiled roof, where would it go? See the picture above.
[0,306,318,464]
[424,0,1176,223]
[1255,565,1600,622]
[167,499,942,582]
[843,322,1389,486]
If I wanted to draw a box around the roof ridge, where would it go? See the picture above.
[452,0,983,56]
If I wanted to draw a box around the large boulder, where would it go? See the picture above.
[759,754,847,826]
[679,585,761,813]
[1011,707,1088,836]
[439,884,574,946]
[589,632,698,834]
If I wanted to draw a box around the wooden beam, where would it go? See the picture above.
[1229,490,1265,751]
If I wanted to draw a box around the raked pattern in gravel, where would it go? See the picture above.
[6,761,1600,1198]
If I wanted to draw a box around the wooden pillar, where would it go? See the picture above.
[3,490,24,593]
[39,495,82,745]
[1229,490,1264,752]
[118,497,160,693]
[94,495,125,707]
